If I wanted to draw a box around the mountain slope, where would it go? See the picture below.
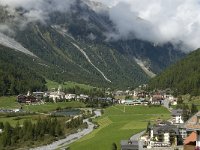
[13,23,149,88]
[0,0,185,90]
[0,45,47,96]
[149,49,200,96]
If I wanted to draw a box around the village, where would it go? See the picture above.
[1,84,198,150]
[116,86,199,150]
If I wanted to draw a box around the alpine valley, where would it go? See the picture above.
[0,0,184,95]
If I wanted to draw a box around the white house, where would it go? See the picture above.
[49,88,65,102]
[149,123,179,147]
[65,94,76,100]
[171,109,184,124]
[79,94,89,100]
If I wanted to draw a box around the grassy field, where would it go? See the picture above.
[0,114,39,126]
[0,96,20,109]
[46,80,95,90]
[24,101,86,113]
[67,105,170,150]
[0,96,85,113]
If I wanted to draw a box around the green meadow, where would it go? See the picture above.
[0,96,19,109]
[46,80,95,90]
[67,105,170,150]
[24,101,86,113]
[0,96,85,114]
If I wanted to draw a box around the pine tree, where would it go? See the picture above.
[182,104,190,122]
[0,122,4,129]
[1,122,12,147]
[191,103,198,116]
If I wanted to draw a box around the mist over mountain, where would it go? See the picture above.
[0,0,185,89]
[1,0,200,52]
[95,0,200,51]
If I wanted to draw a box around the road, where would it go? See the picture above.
[163,99,170,109]
[130,130,146,150]
[130,130,145,141]
[30,110,101,150]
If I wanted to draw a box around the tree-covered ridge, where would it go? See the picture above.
[149,49,200,96]
[0,45,47,96]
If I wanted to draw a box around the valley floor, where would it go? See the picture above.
[66,105,170,150]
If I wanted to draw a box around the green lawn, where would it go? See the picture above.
[0,96,85,113]
[67,105,170,150]
[46,80,95,90]
[0,115,39,126]
[24,101,86,113]
[0,96,20,109]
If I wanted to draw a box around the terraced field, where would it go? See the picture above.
[68,105,170,150]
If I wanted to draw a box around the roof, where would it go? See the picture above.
[184,131,197,145]
[152,95,163,101]
[121,140,139,150]
[184,111,200,131]
[50,92,65,96]
[172,109,183,116]
[152,124,179,135]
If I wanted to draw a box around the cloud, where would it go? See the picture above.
[1,0,74,25]
[95,0,200,51]
[1,0,200,51]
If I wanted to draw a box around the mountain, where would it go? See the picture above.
[0,45,47,95]
[0,0,185,91]
[149,49,200,96]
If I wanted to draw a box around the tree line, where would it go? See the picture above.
[149,49,200,96]
[0,118,64,149]
[176,96,198,121]
[0,46,47,96]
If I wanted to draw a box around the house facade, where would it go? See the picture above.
[17,94,37,103]
[149,123,180,147]
[49,89,65,102]
[172,109,184,124]
[65,94,76,100]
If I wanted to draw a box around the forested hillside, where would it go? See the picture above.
[149,49,200,96]
[0,45,47,96]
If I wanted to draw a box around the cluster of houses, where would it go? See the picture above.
[17,88,115,104]
[117,88,177,106]
[121,109,200,150]
[17,88,90,104]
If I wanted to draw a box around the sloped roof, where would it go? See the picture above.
[153,125,179,135]
[172,109,183,116]
[184,111,200,131]
[121,140,139,150]
[184,131,197,145]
